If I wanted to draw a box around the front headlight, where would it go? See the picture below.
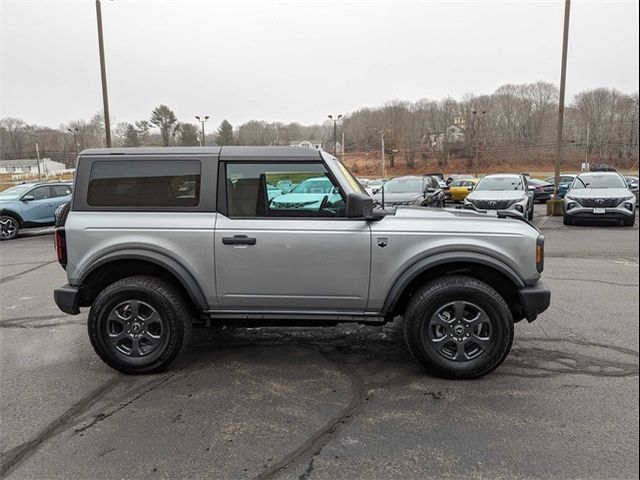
[565,195,581,205]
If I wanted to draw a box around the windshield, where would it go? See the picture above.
[476,176,524,191]
[0,184,32,199]
[290,178,335,194]
[384,178,423,194]
[572,174,627,189]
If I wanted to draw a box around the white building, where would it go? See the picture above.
[0,158,66,175]
[290,140,324,150]
[428,125,466,150]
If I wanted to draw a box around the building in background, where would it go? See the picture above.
[0,158,67,175]
[290,140,324,150]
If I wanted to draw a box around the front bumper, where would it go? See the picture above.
[517,281,551,322]
[564,205,635,221]
[54,284,81,315]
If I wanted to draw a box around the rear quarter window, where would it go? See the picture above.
[87,160,201,207]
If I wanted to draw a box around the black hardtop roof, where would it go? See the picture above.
[79,146,324,162]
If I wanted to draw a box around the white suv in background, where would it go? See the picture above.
[563,172,636,226]
[464,174,534,220]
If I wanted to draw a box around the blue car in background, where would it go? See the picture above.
[0,182,73,240]
[544,174,577,198]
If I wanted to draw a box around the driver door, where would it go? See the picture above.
[214,161,371,312]
[20,185,56,224]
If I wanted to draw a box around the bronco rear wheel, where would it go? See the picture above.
[404,275,514,379]
[88,275,192,374]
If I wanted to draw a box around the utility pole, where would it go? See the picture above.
[341,131,345,160]
[380,130,386,179]
[95,0,112,147]
[67,128,80,156]
[328,114,342,156]
[550,0,571,216]
[472,110,486,177]
[30,135,42,180]
[195,116,209,146]
[584,124,590,171]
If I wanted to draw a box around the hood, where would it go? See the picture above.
[466,190,527,201]
[385,205,540,232]
[567,188,632,199]
[373,192,423,204]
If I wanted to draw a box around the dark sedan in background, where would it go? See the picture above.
[373,175,445,208]
[528,178,555,203]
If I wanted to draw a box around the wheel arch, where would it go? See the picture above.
[76,250,208,311]
[1,209,23,227]
[382,253,526,322]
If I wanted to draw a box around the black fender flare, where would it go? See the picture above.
[382,251,525,314]
[76,248,208,310]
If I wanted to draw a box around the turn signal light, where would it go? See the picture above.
[536,235,545,273]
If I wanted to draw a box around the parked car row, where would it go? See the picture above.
[355,169,638,226]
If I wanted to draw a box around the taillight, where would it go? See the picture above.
[54,228,67,269]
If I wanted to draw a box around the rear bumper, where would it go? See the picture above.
[54,284,81,315]
[517,281,551,322]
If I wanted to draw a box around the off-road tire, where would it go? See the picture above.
[404,275,514,379]
[88,275,192,374]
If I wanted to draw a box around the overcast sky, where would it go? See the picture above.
[1,0,638,130]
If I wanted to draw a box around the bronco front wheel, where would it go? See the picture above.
[404,275,514,379]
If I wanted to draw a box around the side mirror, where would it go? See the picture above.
[528,185,536,192]
[21,195,35,202]
[346,192,374,219]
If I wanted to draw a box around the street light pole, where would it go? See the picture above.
[550,0,571,216]
[67,128,80,156]
[95,0,112,147]
[328,114,342,156]
[195,116,209,146]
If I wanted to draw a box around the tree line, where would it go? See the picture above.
[1,83,637,169]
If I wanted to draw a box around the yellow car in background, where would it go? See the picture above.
[448,178,479,202]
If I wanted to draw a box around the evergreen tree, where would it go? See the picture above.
[123,124,140,147]
[216,119,234,146]
[178,123,200,146]
[150,105,177,146]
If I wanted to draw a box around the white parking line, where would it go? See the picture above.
[537,216,550,228]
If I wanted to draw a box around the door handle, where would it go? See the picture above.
[222,235,257,246]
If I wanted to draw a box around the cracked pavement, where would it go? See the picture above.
[1,204,638,479]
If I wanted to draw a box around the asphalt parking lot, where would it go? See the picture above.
[1,204,638,480]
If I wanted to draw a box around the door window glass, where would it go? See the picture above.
[88,160,201,207]
[225,163,345,218]
[28,186,51,200]
[51,185,72,197]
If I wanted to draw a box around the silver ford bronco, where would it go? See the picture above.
[54,146,550,379]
